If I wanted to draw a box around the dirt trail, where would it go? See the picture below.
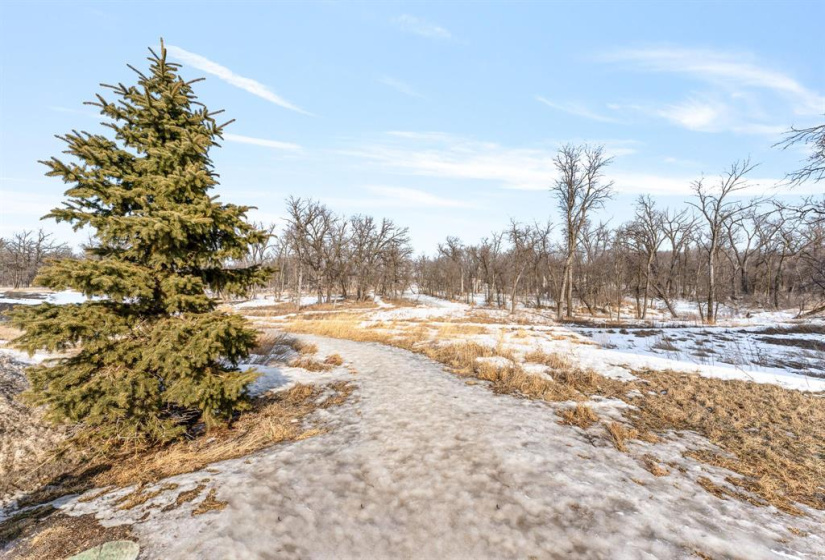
[69,335,820,559]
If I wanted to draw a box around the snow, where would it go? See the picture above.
[59,335,823,559]
[0,290,88,306]
[374,294,825,391]
[563,324,825,391]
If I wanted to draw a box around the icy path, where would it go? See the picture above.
[72,336,821,559]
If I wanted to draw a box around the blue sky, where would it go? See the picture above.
[1,1,823,252]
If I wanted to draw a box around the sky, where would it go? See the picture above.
[1,1,823,253]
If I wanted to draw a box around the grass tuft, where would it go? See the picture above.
[557,404,599,429]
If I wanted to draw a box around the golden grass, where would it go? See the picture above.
[1,510,135,560]
[288,356,332,372]
[252,332,282,356]
[557,404,599,429]
[524,348,573,370]
[114,484,168,511]
[96,382,352,487]
[306,300,378,312]
[605,421,638,452]
[641,454,669,477]
[509,328,533,339]
[163,483,207,511]
[626,369,825,515]
[191,488,228,516]
[292,340,317,355]
[285,317,622,405]
[7,382,353,510]
[323,353,344,366]
[436,324,489,337]
[255,332,315,359]
[239,303,297,317]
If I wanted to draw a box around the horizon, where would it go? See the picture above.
[1,1,823,253]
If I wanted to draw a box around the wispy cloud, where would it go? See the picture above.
[656,97,724,132]
[394,14,452,40]
[223,133,303,152]
[535,96,620,123]
[166,45,312,116]
[342,132,555,190]
[341,131,792,196]
[367,186,472,208]
[601,47,824,115]
[341,132,639,192]
[323,185,473,210]
[379,76,425,99]
[599,46,825,135]
[613,96,791,136]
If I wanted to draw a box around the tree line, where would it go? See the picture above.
[236,196,414,308]
[233,134,824,324]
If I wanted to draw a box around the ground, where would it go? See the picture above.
[1,289,824,559]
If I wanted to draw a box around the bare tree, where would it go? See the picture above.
[688,159,759,324]
[551,144,614,319]
[0,229,70,288]
[777,118,825,186]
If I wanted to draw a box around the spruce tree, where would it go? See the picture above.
[9,40,269,446]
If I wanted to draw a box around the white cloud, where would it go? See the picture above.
[339,131,817,197]
[612,96,791,136]
[342,133,556,190]
[323,185,474,211]
[223,133,303,152]
[166,45,312,116]
[394,15,452,40]
[342,132,639,191]
[535,96,621,123]
[601,47,825,115]
[656,97,724,131]
[379,76,425,99]
[365,186,472,208]
[599,47,824,135]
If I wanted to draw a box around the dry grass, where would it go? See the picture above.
[252,331,285,357]
[284,318,402,346]
[163,483,207,511]
[524,348,573,370]
[428,342,496,373]
[288,356,332,372]
[98,382,352,487]
[323,353,344,366]
[381,297,421,308]
[626,369,825,514]
[254,332,317,360]
[312,300,378,311]
[557,404,599,429]
[191,488,228,516]
[239,302,297,317]
[605,421,638,452]
[295,340,318,355]
[436,324,489,337]
[8,382,353,510]
[285,317,623,405]
[641,454,670,477]
[0,510,135,560]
